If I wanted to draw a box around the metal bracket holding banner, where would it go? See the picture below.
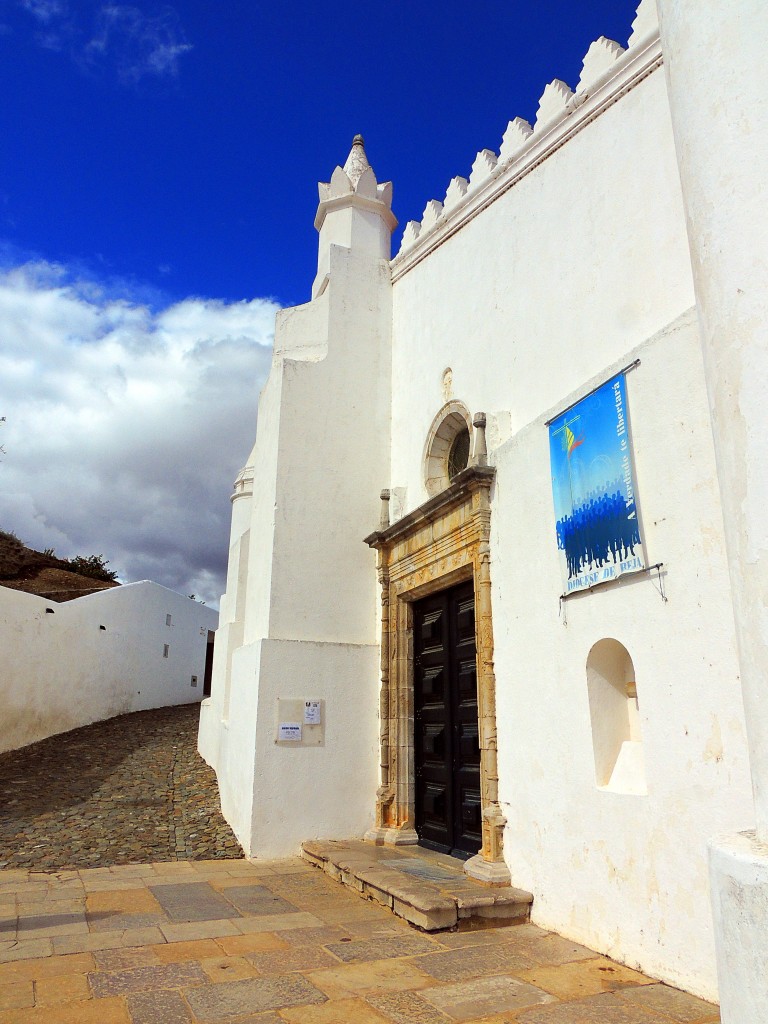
[275,698,325,746]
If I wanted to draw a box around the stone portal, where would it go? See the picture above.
[365,463,510,884]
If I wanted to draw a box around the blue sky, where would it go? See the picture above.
[0,0,643,604]
[2,0,640,306]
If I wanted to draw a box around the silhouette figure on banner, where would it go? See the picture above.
[555,479,641,580]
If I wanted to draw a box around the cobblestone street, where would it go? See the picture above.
[0,705,243,871]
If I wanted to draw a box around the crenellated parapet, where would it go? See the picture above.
[392,0,659,270]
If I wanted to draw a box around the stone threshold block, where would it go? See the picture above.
[301,839,532,932]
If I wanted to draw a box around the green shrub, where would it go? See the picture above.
[64,554,119,582]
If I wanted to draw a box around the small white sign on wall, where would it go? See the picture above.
[278,722,302,741]
[304,700,321,725]
[275,698,325,746]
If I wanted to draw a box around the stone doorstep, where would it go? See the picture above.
[301,840,532,932]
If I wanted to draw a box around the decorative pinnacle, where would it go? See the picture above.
[379,488,391,531]
[471,412,488,467]
[343,134,371,188]
[314,130,396,236]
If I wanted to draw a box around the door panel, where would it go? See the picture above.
[414,581,481,858]
[422,723,447,759]
[420,609,443,647]
[456,659,477,700]
[457,720,479,763]
[420,666,445,703]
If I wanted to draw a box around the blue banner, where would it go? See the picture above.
[549,374,644,594]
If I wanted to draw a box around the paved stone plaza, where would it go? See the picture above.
[0,706,242,871]
[0,707,721,1021]
[0,857,720,1022]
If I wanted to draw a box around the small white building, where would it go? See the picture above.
[199,0,768,1017]
[1,580,218,753]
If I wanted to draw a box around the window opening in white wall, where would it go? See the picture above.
[586,638,646,794]
[203,630,215,698]
[423,401,473,497]
[166,614,172,627]
[163,644,170,658]
[448,427,470,480]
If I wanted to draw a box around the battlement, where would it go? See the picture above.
[392,0,659,273]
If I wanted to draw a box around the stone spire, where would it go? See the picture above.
[312,134,397,297]
[316,134,396,214]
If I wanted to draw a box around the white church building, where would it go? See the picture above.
[199,0,768,1017]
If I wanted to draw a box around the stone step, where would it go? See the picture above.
[301,839,533,932]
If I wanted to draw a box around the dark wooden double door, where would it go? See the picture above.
[414,581,482,858]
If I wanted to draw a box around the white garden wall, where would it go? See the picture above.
[1,581,218,753]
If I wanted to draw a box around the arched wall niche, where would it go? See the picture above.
[423,401,473,497]
[586,638,647,795]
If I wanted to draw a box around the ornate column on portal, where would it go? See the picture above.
[464,437,509,883]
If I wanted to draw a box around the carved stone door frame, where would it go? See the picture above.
[364,465,510,884]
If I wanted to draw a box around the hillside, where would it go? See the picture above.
[0,532,120,603]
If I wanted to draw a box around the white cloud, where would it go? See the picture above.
[16,1,192,82]
[20,0,66,23]
[0,260,278,606]
[86,4,192,83]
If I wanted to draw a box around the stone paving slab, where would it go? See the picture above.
[366,989,453,1023]
[126,990,194,1024]
[281,997,394,1024]
[88,960,208,997]
[616,985,721,1021]
[516,992,687,1023]
[0,856,720,1023]
[220,886,298,917]
[184,975,329,1018]
[149,883,242,924]
[324,934,440,964]
[0,706,243,871]
[411,943,537,981]
[420,973,556,1019]
[244,946,339,975]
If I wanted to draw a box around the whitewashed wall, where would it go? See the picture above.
[491,317,751,998]
[199,214,392,856]
[388,59,752,1001]
[1,581,218,753]
[657,3,768,1020]
[390,66,693,495]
